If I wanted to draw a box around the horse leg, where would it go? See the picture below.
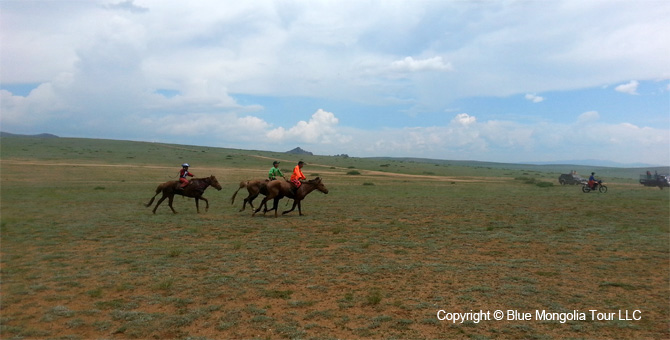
[245,193,258,212]
[240,193,255,212]
[195,197,200,213]
[153,194,168,214]
[167,195,177,214]
[271,197,281,217]
[253,196,271,216]
[201,196,209,212]
[282,199,299,215]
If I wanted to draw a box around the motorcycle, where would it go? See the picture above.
[582,180,607,193]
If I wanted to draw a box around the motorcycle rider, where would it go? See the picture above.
[588,172,598,189]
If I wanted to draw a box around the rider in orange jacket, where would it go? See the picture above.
[290,161,306,188]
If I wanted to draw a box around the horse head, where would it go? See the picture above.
[209,175,223,191]
[309,177,328,194]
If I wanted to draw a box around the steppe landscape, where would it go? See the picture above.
[1,136,668,339]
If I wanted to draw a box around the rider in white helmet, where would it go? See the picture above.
[179,163,194,189]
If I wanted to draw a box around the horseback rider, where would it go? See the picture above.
[179,163,194,190]
[268,161,284,181]
[290,161,306,192]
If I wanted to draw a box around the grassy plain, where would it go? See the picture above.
[1,137,669,339]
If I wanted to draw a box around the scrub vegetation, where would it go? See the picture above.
[1,136,668,339]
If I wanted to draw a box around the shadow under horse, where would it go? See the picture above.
[145,175,222,214]
[253,177,328,217]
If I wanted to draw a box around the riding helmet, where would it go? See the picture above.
[182,163,190,168]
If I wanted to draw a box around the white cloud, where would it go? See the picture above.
[390,56,453,72]
[525,93,544,103]
[615,80,639,95]
[105,0,149,13]
[267,109,349,144]
[452,113,477,126]
[1,1,668,165]
[315,111,668,165]
[127,112,274,149]
[577,111,600,124]
[3,1,669,99]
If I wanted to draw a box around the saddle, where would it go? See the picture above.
[175,181,191,192]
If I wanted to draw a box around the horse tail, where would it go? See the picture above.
[145,184,163,207]
[231,181,247,204]
[145,196,156,208]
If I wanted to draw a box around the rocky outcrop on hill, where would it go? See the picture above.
[286,147,313,155]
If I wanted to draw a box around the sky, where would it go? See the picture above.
[1,0,669,165]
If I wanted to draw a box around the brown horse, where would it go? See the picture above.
[230,179,270,212]
[253,177,328,217]
[145,175,222,214]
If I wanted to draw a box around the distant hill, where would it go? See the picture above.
[0,132,59,138]
[2,135,665,179]
[286,147,313,155]
[522,159,660,168]
[368,156,667,170]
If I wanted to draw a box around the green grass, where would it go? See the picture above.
[1,136,668,339]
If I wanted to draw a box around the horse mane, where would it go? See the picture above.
[192,175,216,182]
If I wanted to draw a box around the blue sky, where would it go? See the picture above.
[1,0,669,165]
